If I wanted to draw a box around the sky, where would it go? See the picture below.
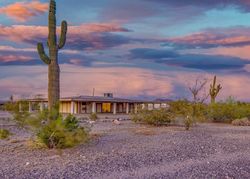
[0,0,250,101]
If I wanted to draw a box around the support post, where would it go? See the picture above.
[70,101,74,114]
[92,102,96,113]
[29,102,32,113]
[113,103,117,115]
[40,102,44,112]
[19,102,22,112]
[126,103,129,114]
[134,103,138,114]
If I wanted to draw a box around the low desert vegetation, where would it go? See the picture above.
[132,97,250,130]
[4,102,89,149]
[205,98,250,123]
[37,114,88,149]
[89,113,98,121]
[232,118,250,126]
[132,108,173,126]
[0,129,11,139]
[4,101,30,127]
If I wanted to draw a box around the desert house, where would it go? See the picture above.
[21,93,170,115]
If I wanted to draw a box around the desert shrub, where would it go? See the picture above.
[205,99,250,122]
[4,101,30,127]
[184,116,193,130]
[232,118,250,126]
[168,100,206,130]
[37,114,88,149]
[132,109,173,126]
[0,129,11,139]
[89,113,98,121]
[169,100,206,121]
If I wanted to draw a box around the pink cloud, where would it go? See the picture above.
[0,1,48,22]
[69,59,82,65]
[0,65,173,99]
[0,23,130,50]
[0,45,35,52]
[0,55,33,62]
[164,27,250,50]
[244,64,250,72]
[212,46,250,60]
[1,65,250,101]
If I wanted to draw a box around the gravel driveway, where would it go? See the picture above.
[1,116,250,179]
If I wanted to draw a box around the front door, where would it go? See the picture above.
[102,103,111,113]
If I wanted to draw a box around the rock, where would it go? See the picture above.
[113,119,121,125]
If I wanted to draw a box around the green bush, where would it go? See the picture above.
[0,129,11,139]
[89,113,98,121]
[232,118,250,126]
[169,100,206,121]
[205,100,250,122]
[37,114,88,149]
[132,109,173,126]
[184,116,193,130]
[168,100,193,117]
[168,100,206,130]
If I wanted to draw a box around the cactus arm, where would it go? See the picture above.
[209,75,222,103]
[58,20,67,49]
[218,84,222,90]
[37,43,51,64]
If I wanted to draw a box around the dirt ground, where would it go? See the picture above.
[1,112,250,179]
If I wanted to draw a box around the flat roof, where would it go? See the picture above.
[62,95,143,103]
[23,96,172,103]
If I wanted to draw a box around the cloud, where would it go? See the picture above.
[0,55,33,63]
[130,48,249,71]
[0,45,35,52]
[0,1,48,22]
[163,27,250,49]
[0,23,131,50]
[244,64,250,72]
[1,65,250,101]
[0,65,174,99]
[146,0,250,11]
[165,54,249,70]
[211,45,250,60]
[130,48,179,59]
[0,45,96,65]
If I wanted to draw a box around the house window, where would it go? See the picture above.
[102,103,111,113]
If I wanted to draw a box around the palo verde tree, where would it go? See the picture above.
[209,76,222,104]
[37,0,67,118]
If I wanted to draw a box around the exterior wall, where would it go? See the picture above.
[39,100,169,115]
[60,101,71,113]
[86,103,92,113]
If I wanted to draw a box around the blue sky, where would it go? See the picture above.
[0,0,250,101]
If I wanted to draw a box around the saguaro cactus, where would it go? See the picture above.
[209,76,222,103]
[37,0,67,116]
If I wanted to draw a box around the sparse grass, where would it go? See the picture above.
[232,118,250,126]
[0,129,11,139]
[26,139,47,149]
[134,128,156,135]
[89,113,98,121]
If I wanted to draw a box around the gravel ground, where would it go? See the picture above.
[1,113,250,179]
